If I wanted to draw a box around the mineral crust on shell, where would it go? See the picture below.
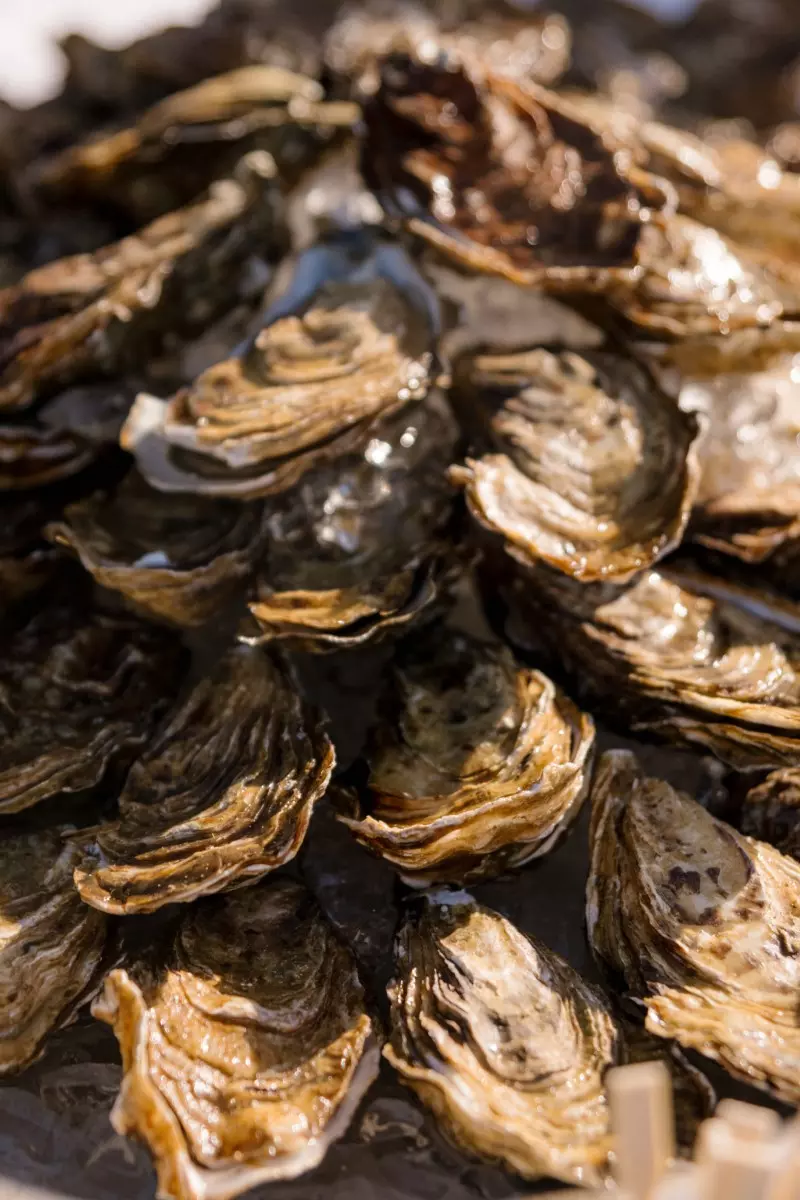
[587,748,800,1105]
[75,645,334,913]
[94,881,380,1200]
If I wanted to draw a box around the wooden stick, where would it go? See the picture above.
[699,1119,784,1200]
[716,1100,781,1142]
[607,1060,675,1199]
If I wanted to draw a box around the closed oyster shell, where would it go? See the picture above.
[122,231,442,500]
[338,626,594,885]
[32,66,358,224]
[245,394,458,652]
[451,345,701,583]
[0,590,184,813]
[94,881,380,1200]
[386,891,711,1187]
[587,748,800,1105]
[75,645,334,914]
[498,559,800,770]
[362,51,668,290]
[0,155,283,413]
[0,829,108,1074]
[740,768,800,860]
[46,471,265,626]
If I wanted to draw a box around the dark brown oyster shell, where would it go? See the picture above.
[451,345,701,583]
[587,748,800,1105]
[46,470,265,626]
[31,67,358,225]
[386,891,711,1187]
[74,645,334,913]
[0,590,184,813]
[362,50,668,290]
[245,394,458,651]
[338,626,594,885]
[0,828,108,1075]
[497,558,800,770]
[93,881,380,1200]
[0,154,283,413]
[123,230,443,500]
[740,768,800,859]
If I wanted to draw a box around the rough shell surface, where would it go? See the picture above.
[339,626,595,885]
[587,748,800,1105]
[75,645,334,914]
[0,829,107,1074]
[451,345,701,583]
[93,880,380,1200]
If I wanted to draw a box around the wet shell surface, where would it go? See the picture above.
[93,880,380,1200]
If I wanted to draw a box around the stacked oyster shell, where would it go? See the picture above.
[7,4,800,1199]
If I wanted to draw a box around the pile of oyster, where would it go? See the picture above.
[9,0,800,1196]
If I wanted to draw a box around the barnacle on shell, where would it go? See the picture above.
[94,880,380,1200]
[75,645,334,913]
[339,625,594,884]
[587,749,800,1105]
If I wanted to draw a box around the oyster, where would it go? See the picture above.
[74,645,334,913]
[246,395,458,651]
[450,345,701,583]
[497,559,800,770]
[46,471,265,626]
[0,154,283,413]
[587,748,800,1105]
[0,590,183,813]
[122,230,442,499]
[338,626,594,885]
[94,881,380,1200]
[386,891,710,1187]
[0,828,108,1074]
[362,50,668,290]
[740,768,800,860]
[32,66,358,224]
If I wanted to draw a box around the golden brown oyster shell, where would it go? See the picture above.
[740,768,800,860]
[0,828,108,1074]
[245,394,458,652]
[386,891,711,1187]
[94,880,380,1200]
[451,345,701,583]
[0,590,184,813]
[338,626,594,885]
[362,51,669,290]
[74,645,334,914]
[46,470,265,627]
[122,230,442,500]
[498,559,800,770]
[0,155,283,413]
[587,748,800,1105]
[31,66,358,224]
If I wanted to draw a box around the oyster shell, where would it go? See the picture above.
[32,66,358,224]
[0,590,184,813]
[94,881,380,1200]
[122,230,442,499]
[245,394,458,651]
[46,471,265,627]
[497,559,800,770]
[587,748,800,1105]
[0,828,108,1074]
[450,345,701,583]
[740,768,800,860]
[386,891,711,1187]
[362,50,668,290]
[338,626,595,885]
[0,154,283,413]
[74,645,334,913]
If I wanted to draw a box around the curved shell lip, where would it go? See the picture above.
[450,345,705,585]
[0,425,98,490]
